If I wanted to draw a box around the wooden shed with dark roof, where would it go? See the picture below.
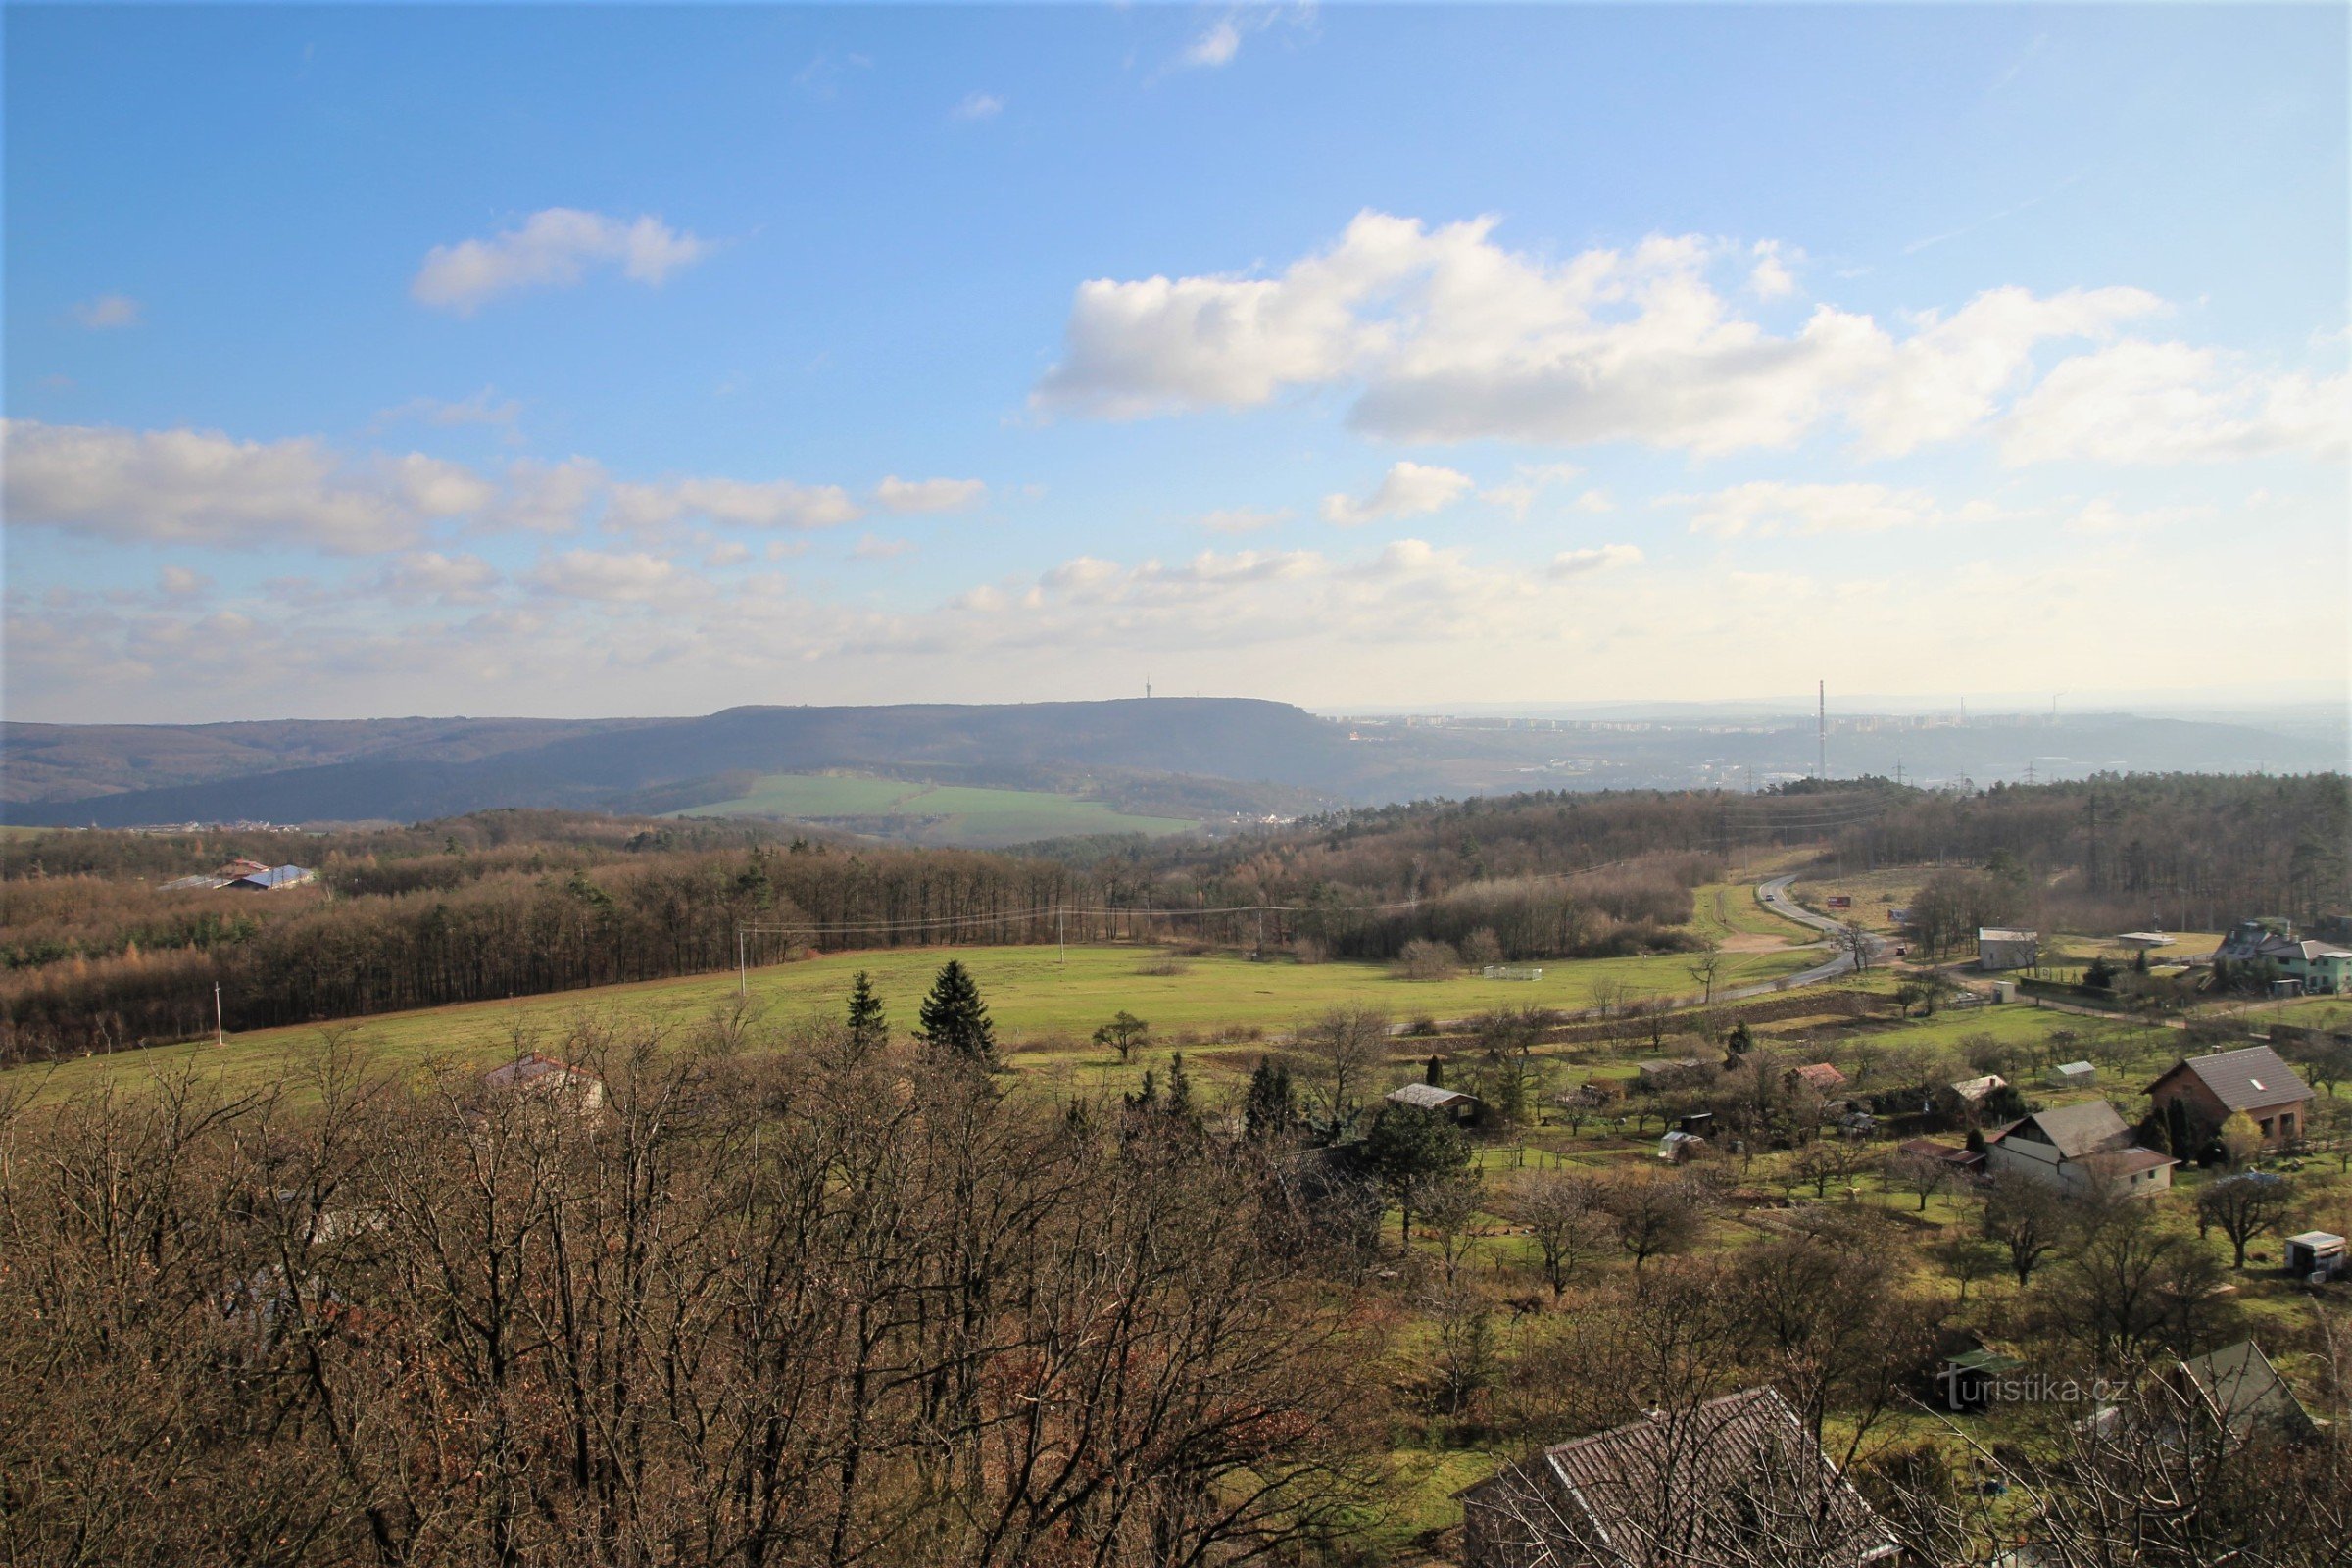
[2146,1045,2314,1150]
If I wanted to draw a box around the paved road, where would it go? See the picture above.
[1398,875,1881,1036]
[1718,874,1886,1002]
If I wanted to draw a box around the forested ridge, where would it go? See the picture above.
[2,774,2344,1066]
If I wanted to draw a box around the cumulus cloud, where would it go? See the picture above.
[526,549,685,604]
[157,565,210,598]
[607,476,860,533]
[1675,480,1979,539]
[494,458,606,534]
[1034,211,2213,457]
[1548,543,1643,576]
[873,475,986,514]
[951,91,1004,121]
[2001,340,2350,465]
[412,209,708,314]
[373,551,502,604]
[1,419,482,553]
[1848,286,2164,457]
[851,534,916,560]
[72,294,143,329]
[1747,243,1797,301]
[1320,460,1474,526]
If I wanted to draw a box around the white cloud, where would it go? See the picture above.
[412,209,709,315]
[2001,340,2350,465]
[72,294,143,329]
[1572,488,1615,514]
[374,551,502,604]
[495,458,606,534]
[1676,480,1975,538]
[2062,498,2217,536]
[157,565,210,598]
[1848,285,2164,457]
[526,549,684,604]
[1036,211,2224,458]
[873,475,986,514]
[1548,544,1643,576]
[1200,506,1293,533]
[374,387,522,434]
[1321,460,1474,526]
[607,476,860,533]
[951,91,1004,121]
[851,534,916,561]
[1,419,478,553]
[1481,462,1583,519]
[1183,20,1242,68]
[1747,243,1796,301]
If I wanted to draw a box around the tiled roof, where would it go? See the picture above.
[1466,1387,1898,1566]
[1993,1100,2132,1160]
[2151,1046,2313,1111]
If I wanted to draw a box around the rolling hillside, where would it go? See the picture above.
[3,700,1372,829]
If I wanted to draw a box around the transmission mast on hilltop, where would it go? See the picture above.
[1817,680,1827,780]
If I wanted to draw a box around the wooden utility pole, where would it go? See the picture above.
[214,981,224,1047]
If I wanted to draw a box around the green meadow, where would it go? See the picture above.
[20,939,1823,1100]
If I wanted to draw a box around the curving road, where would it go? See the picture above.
[1711,874,1885,1003]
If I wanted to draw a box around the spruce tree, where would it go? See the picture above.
[1166,1053,1196,1124]
[845,970,888,1054]
[917,959,998,1066]
[1245,1057,1298,1141]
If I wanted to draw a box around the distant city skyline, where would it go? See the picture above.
[5,4,2346,723]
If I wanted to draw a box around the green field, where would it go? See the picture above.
[669,773,1199,847]
[19,940,1823,1101]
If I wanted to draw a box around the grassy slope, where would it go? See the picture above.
[668,773,1198,846]
[22,940,1821,1101]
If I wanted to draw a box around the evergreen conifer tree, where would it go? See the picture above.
[845,970,888,1054]
[917,960,998,1066]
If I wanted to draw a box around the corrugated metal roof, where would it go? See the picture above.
[1386,1082,1476,1111]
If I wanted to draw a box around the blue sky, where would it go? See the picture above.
[6,3,2346,722]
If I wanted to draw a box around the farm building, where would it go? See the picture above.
[2145,1045,2314,1151]
[1791,1062,1846,1094]
[224,863,316,892]
[2285,1231,2346,1281]
[1947,1074,2008,1106]
[2047,1060,2097,1089]
[1983,1100,2175,1198]
[1459,1386,1900,1567]
[2115,931,2176,951]
[1385,1081,1480,1121]
[1635,1056,1708,1092]
[1977,928,2039,970]
[2278,940,2352,995]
